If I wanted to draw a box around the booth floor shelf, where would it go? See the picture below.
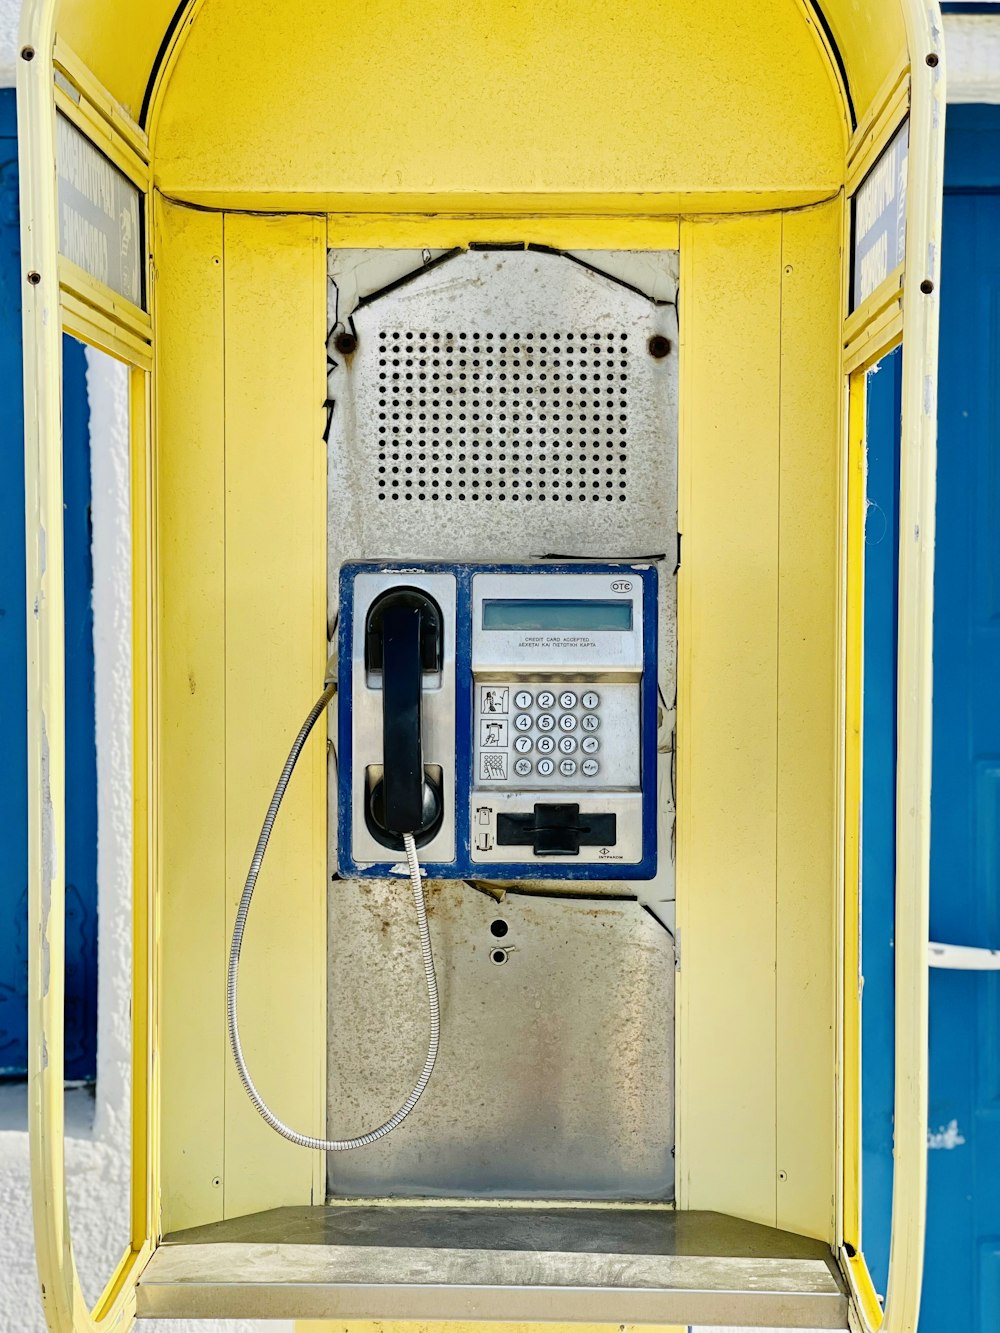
[136,1204,849,1326]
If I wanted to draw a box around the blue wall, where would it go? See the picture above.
[0,89,98,1081]
[920,102,1000,1333]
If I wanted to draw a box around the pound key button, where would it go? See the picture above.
[559,758,578,777]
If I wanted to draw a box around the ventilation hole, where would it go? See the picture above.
[374,329,633,501]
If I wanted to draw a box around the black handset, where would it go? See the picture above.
[364,588,444,849]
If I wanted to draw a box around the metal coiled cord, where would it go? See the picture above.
[226,683,440,1150]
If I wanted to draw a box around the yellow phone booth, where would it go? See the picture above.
[18,1,944,1329]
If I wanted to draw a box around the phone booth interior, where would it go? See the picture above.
[21,0,943,1328]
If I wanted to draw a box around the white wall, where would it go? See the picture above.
[0,0,19,87]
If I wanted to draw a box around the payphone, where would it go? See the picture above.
[339,561,658,878]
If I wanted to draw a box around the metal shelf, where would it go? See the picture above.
[137,1204,848,1326]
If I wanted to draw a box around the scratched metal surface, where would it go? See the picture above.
[326,246,678,578]
[326,881,674,1199]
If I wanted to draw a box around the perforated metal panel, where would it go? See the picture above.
[374,327,633,506]
[327,248,677,580]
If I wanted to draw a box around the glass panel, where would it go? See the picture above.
[63,338,134,1310]
[860,343,903,1303]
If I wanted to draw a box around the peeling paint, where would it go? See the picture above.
[927,1119,966,1150]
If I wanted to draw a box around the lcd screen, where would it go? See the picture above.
[482,599,633,631]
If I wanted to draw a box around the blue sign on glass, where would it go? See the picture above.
[852,119,909,311]
[56,112,143,309]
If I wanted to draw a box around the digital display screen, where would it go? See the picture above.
[482,599,633,631]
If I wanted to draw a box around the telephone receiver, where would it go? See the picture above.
[364,587,445,850]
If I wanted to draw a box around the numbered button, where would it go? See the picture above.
[582,691,600,710]
[514,714,532,731]
[514,689,533,709]
[559,713,577,732]
[558,736,577,754]
[537,690,555,709]
[582,758,600,777]
[514,735,532,754]
[582,736,600,754]
[581,714,600,732]
[537,713,555,732]
[537,735,555,754]
[559,758,577,777]
[537,757,555,776]
[513,757,532,776]
[559,690,577,709]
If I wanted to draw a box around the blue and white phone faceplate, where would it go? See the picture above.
[337,561,658,880]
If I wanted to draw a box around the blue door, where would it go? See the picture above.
[921,104,1000,1333]
[0,89,98,1081]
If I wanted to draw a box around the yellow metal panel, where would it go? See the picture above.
[774,200,843,1240]
[154,195,227,1235]
[821,0,909,123]
[55,0,178,120]
[675,215,781,1226]
[842,370,869,1255]
[151,0,846,207]
[221,213,328,1218]
[325,216,681,252]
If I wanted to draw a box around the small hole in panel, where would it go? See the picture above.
[490,920,509,938]
[490,948,509,965]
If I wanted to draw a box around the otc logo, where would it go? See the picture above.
[610,579,633,594]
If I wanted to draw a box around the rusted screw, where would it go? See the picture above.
[926,52,939,67]
[333,330,358,356]
[21,46,35,61]
[920,279,935,294]
[27,271,41,285]
[648,334,672,359]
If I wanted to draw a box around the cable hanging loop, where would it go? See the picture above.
[226,684,440,1151]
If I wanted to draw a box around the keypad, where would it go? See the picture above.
[476,680,613,786]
